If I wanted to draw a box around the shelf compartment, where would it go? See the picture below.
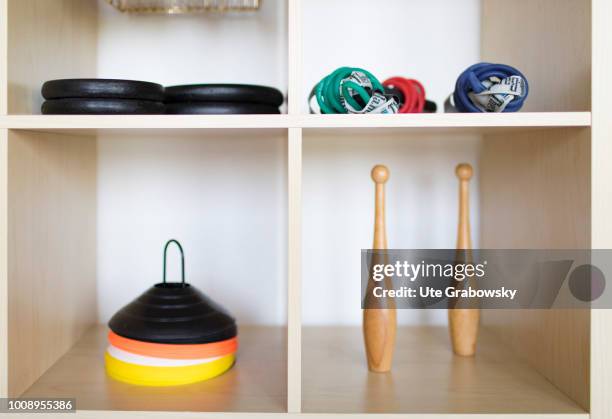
[6,0,286,115]
[21,325,287,413]
[5,128,289,411]
[302,0,590,114]
[301,125,591,415]
[302,326,587,415]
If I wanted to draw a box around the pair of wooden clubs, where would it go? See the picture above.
[364,164,478,373]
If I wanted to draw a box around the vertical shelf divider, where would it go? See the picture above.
[0,0,6,115]
[287,127,302,413]
[287,0,302,115]
[287,0,303,413]
[0,127,6,399]
[591,1,612,418]
[0,0,8,399]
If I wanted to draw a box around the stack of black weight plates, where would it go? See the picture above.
[164,84,284,114]
[41,79,165,114]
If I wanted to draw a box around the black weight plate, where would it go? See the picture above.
[42,79,164,101]
[108,283,237,344]
[165,102,281,115]
[42,99,165,115]
[165,84,284,107]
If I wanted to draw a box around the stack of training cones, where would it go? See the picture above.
[105,240,238,386]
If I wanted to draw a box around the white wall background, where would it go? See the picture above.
[302,0,482,325]
[96,132,288,325]
[96,0,481,326]
[302,0,481,111]
[96,0,288,325]
[303,133,481,326]
[96,0,287,92]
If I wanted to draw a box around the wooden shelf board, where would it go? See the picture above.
[0,412,589,419]
[302,326,587,415]
[20,325,287,413]
[0,115,291,135]
[0,112,591,133]
[298,112,591,129]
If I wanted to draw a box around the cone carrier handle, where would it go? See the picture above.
[163,239,186,287]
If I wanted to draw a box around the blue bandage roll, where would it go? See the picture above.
[453,63,529,113]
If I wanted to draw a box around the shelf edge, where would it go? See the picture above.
[0,113,591,131]
[15,412,590,418]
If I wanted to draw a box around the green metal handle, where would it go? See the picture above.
[163,239,185,286]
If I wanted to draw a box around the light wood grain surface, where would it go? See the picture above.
[480,128,590,410]
[8,130,97,397]
[22,325,287,413]
[0,128,7,398]
[482,0,591,112]
[302,326,586,414]
[0,1,5,393]
[0,113,592,132]
[0,0,7,115]
[591,1,612,418]
[287,0,302,116]
[0,412,590,419]
[287,128,302,413]
[7,0,97,114]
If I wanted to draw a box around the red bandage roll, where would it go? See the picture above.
[383,77,426,113]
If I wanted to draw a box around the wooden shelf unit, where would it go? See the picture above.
[0,0,611,418]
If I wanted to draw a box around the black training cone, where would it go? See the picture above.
[108,240,237,344]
